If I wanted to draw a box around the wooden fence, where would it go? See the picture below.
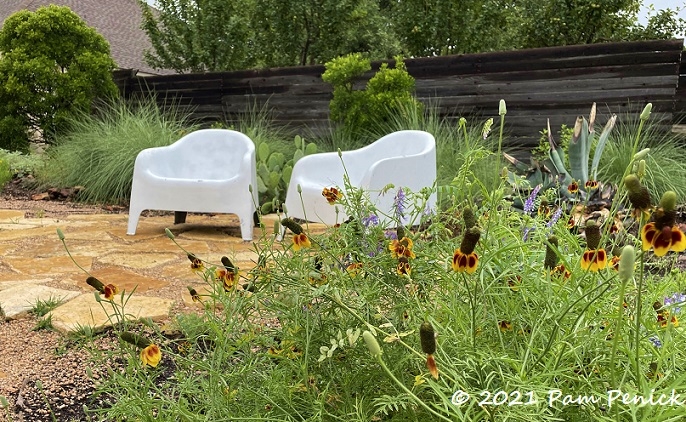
[114,39,684,149]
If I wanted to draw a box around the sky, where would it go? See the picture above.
[638,1,686,38]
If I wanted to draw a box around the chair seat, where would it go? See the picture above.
[127,129,258,241]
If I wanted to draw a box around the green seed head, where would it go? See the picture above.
[86,276,105,293]
[544,236,559,270]
[120,331,151,349]
[280,218,304,235]
[56,228,65,241]
[419,322,436,355]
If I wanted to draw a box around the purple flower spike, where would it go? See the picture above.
[394,187,406,219]
[547,207,563,228]
[362,214,379,227]
[523,185,542,214]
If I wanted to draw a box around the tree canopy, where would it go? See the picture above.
[140,0,686,73]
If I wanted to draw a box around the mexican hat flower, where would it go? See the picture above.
[281,218,312,251]
[641,191,686,257]
[121,331,162,368]
[397,257,411,276]
[452,227,481,274]
[217,256,240,291]
[389,236,416,259]
[568,180,579,194]
[322,187,342,205]
[580,221,607,271]
[86,276,119,301]
[188,254,204,273]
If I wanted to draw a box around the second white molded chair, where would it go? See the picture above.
[127,129,258,241]
[283,130,437,228]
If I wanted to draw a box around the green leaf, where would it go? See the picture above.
[282,165,293,185]
[305,143,317,155]
[268,171,280,189]
[568,116,588,184]
[293,135,303,149]
[257,142,270,162]
[293,149,304,162]
[257,177,268,193]
[268,152,285,169]
[590,114,617,180]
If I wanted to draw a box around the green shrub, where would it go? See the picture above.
[322,53,422,137]
[0,5,118,151]
[36,98,193,204]
[0,159,11,190]
[0,149,45,179]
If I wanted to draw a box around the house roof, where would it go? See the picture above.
[0,0,175,75]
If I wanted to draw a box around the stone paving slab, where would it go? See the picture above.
[0,284,81,319]
[0,209,326,332]
[47,293,174,333]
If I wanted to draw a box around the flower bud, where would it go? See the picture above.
[459,227,481,255]
[165,228,175,240]
[637,160,646,179]
[419,322,436,354]
[280,218,304,235]
[362,330,382,358]
[56,228,65,241]
[617,245,635,283]
[640,103,653,121]
[544,236,559,270]
[297,184,302,194]
[499,99,507,116]
[633,148,650,161]
[585,220,601,250]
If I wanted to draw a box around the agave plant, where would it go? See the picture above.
[506,103,617,211]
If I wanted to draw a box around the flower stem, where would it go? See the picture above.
[377,356,452,421]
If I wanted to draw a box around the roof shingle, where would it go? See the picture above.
[0,0,175,75]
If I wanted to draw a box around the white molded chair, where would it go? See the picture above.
[283,130,437,228]
[127,129,258,241]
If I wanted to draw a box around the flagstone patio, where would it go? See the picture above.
[0,209,303,333]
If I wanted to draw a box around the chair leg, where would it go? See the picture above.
[127,208,143,235]
[174,211,187,224]
[239,215,253,242]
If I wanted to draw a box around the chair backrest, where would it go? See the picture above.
[147,129,254,180]
[343,130,435,183]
